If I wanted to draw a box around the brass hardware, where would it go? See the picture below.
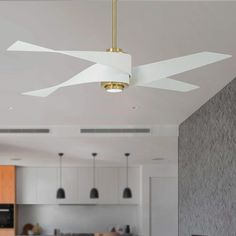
[106,48,123,53]
[112,0,118,49]
[102,0,128,94]
[101,82,128,92]
[106,0,124,53]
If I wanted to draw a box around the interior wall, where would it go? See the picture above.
[18,205,139,235]
[150,177,178,236]
[179,78,236,236]
[140,164,178,236]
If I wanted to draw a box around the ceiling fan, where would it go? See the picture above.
[7,0,231,97]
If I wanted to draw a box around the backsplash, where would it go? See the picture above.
[18,205,139,235]
[179,78,236,236]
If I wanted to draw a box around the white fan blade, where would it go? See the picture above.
[22,64,130,97]
[22,86,59,97]
[60,51,131,75]
[132,52,231,86]
[8,41,54,52]
[136,78,199,92]
[7,41,131,74]
[60,64,129,87]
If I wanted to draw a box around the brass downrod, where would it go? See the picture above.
[112,0,117,49]
[107,0,122,52]
[102,0,127,93]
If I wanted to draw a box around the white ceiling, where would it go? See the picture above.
[0,131,178,167]
[0,0,235,166]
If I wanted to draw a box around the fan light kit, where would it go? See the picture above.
[7,0,232,97]
[101,81,128,93]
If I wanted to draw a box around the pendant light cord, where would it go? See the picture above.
[93,156,96,188]
[125,153,130,187]
[126,155,129,187]
[58,153,64,188]
[60,155,62,188]
[92,153,97,188]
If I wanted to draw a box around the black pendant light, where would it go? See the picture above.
[56,153,66,199]
[123,153,132,199]
[90,153,99,199]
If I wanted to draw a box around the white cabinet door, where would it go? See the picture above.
[150,177,178,236]
[97,168,118,204]
[16,167,38,204]
[17,167,140,205]
[77,167,98,204]
[118,167,140,204]
[57,168,79,204]
[37,168,58,204]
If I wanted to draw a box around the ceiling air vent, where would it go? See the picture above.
[0,129,50,134]
[80,128,151,134]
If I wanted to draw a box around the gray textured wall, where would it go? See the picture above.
[178,78,236,236]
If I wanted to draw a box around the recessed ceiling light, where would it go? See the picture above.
[152,158,164,161]
[11,158,21,161]
[8,107,13,110]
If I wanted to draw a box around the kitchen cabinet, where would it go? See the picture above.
[97,168,118,204]
[58,168,79,204]
[150,177,178,236]
[16,167,38,204]
[17,167,80,204]
[118,167,140,204]
[77,167,98,204]
[0,229,15,236]
[37,168,57,204]
[16,167,140,205]
[0,166,15,203]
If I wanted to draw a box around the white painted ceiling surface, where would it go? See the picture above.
[0,1,235,166]
[0,131,178,166]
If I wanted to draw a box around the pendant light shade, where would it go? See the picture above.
[123,187,132,199]
[90,187,99,199]
[57,188,66,199]
[56,153,66,199]
[123,153,132,199]
[90,153,99,199]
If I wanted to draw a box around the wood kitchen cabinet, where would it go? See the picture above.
[0,229,15,236]
[0,166,16,203]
